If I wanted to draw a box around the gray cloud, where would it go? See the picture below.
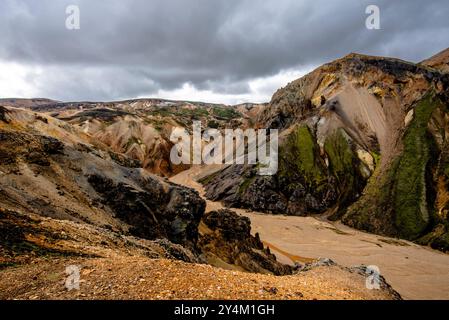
[0,0,448,102]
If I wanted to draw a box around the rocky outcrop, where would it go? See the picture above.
[1,124,206,249]
[198,209,292,275]
[0,207,202,269]
[87,173,205,250]
[0,131,64,168]
[0,106,9,123]
[202,124,366,216]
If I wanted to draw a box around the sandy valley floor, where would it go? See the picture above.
[171,165,449,300]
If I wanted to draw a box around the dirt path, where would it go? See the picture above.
[170,165,449,300]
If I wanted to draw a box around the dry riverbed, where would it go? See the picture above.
[170,165,449,300]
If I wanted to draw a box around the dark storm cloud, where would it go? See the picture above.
[0,0,448,101]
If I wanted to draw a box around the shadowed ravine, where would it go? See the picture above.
[171,165,449,300]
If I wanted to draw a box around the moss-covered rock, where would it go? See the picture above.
[344,93,447,240]
[278,125,325,187]
[324,129,367,219]
[202,126,367,216]
[393,95,441,238]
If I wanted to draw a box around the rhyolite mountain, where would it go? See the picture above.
[6,99,262,177]
[201,48,449,252]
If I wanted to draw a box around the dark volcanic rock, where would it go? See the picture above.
[202,161,343,216]
[0,106,9,123]
[87,173,206,250]
[198,209,293,275]
[40,136,64,155]
[202,165,289,214]
[108,151,141,168]
[0,131,64,168]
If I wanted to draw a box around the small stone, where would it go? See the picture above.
[263,286,278,295]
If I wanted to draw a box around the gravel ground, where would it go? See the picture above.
[0,256,397,300]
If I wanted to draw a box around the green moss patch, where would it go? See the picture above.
[324,129,355,179]
[238,176,257,195]
[393,94,442,239]
[199,170,222,185]
[212,107,241,120]
[324,129,365,217]
[279,125,325,187]
[344,93,445,240]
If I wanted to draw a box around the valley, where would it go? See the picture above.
[171,165,449,300]
[1,47,449,300]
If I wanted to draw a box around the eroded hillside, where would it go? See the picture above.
[7,99,263,177]
[202,49,449,252]
[0,106,290,275]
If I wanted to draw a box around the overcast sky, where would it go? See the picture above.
[0,0,448,104]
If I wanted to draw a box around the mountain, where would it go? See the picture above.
[0,99,261,177]
[202,48,449,252]
[0,98,60,109]
[421,47,449,73]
